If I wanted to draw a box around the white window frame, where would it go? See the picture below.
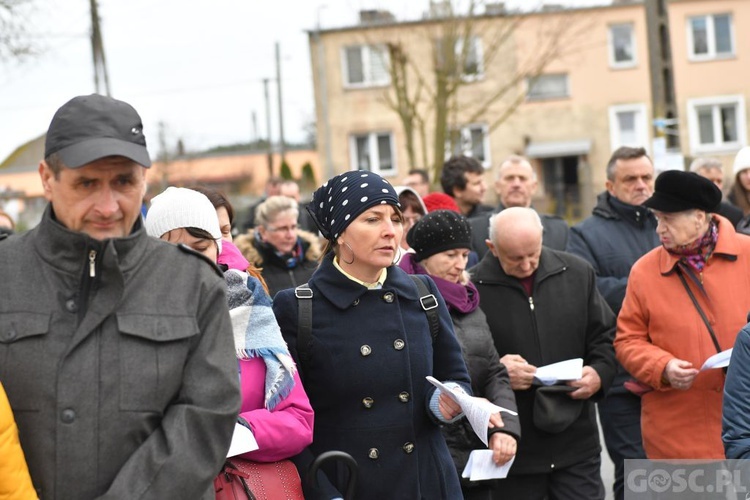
[526,74,569,101]
[686,13,735,61]
[608,103,649,151]
[341,44,390,89]
[445,123,491,168]
[608,23,637,69]
[687,94,746,155]
[349,132,397,175]
[455,35,485,82]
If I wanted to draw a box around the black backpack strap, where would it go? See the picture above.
[295,284,314,374]
[409,275,439,341]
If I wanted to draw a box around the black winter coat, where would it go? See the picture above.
[470,248,616,475]
[567,192,659,395]
[567,192,659,316]
[236,229,322,298]
[443,307,521,488]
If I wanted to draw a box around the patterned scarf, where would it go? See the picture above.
[398,253,479,314]
[224,269,296,411]
[667,218,718,273]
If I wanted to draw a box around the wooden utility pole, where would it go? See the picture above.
[263,78,273,176]
[89,0,111,96]
[275,42,286,166]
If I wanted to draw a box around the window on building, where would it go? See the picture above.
[526,74,569,100]
[609,104,648,151]
[435,36,484,81]
[342,45,390,88]
[350,132,395,175]
[688,14,734,60]
[456,36,484,80]
[445,124,490,167]
[687,95,746,154]
[609,23,636,67]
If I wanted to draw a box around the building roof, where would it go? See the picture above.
[0,134,45,171]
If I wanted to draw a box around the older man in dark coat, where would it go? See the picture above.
[471,207,615,500]
[566,146,658,500]
[469,155,568,259]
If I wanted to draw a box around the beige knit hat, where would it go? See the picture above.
[145,187,222,253]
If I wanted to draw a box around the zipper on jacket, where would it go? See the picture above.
[89,249,97,278]
[529,296,535,311]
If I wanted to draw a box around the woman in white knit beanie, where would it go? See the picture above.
[729,146,750,216]
[143,186,314,471]
[145,186,223,261]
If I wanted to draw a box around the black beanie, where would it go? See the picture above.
[642,170,722,213]
[407,210,472,261]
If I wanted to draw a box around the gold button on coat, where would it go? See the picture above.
[383,292,394,303]
[360,345,372,356]
[362,397,374,409]
[403,442,415,454]
[393,339,405,350]
[398,392,410,403]
[368,448,379,459]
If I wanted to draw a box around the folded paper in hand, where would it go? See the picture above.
[462,450,515,481]
[426,376,517,447]
[533,358,583,386]
[226,422,260,458]
[700,348,733,371]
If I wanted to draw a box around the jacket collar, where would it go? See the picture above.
[593,191,654,228]
[311,252,420,309]
[658,215,739,275]
[33,204,150,277]
[471,247,567,287]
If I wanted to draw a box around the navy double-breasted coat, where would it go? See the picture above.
[273,254,471,499]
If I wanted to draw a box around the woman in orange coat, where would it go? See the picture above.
[615,170,750,459]
[1,381,37,499]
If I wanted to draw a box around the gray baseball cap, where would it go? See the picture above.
[44,94,152,168]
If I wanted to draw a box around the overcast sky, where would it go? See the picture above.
[0,0,608,164]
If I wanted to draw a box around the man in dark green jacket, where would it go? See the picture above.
[0,94,240,499]
[471,207,615,500]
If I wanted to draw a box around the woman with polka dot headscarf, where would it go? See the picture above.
[272,171,472,500]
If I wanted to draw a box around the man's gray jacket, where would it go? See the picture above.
[0,206,240,500]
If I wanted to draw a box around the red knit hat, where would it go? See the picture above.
[422,192,460,213]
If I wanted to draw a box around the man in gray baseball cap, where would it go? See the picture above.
[0,94,240,499]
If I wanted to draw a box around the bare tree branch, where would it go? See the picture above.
[0,0,36,61]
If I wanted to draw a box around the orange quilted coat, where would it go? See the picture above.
[0,382,36,499]
[615,216,750,459]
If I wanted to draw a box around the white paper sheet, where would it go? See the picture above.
[226,422,259,458]
[426,376,517,447]
[461,450,516,481]
[701,348,733,371]
[533,358,583,386]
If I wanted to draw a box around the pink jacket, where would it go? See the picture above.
[237,358,314,462]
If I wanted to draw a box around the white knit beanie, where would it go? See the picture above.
[145,187,222,253]
[733,146,750,176]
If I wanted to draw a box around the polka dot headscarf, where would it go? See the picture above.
[307,171,401,241]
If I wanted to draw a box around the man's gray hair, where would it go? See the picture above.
[497,154,537,181]
[689,157,723,173]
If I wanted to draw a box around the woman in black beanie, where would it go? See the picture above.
[400,210,521,500]
[272,172,475,500]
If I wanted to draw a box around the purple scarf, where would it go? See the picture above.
[666,218,718,273]
[398,253,479,314]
